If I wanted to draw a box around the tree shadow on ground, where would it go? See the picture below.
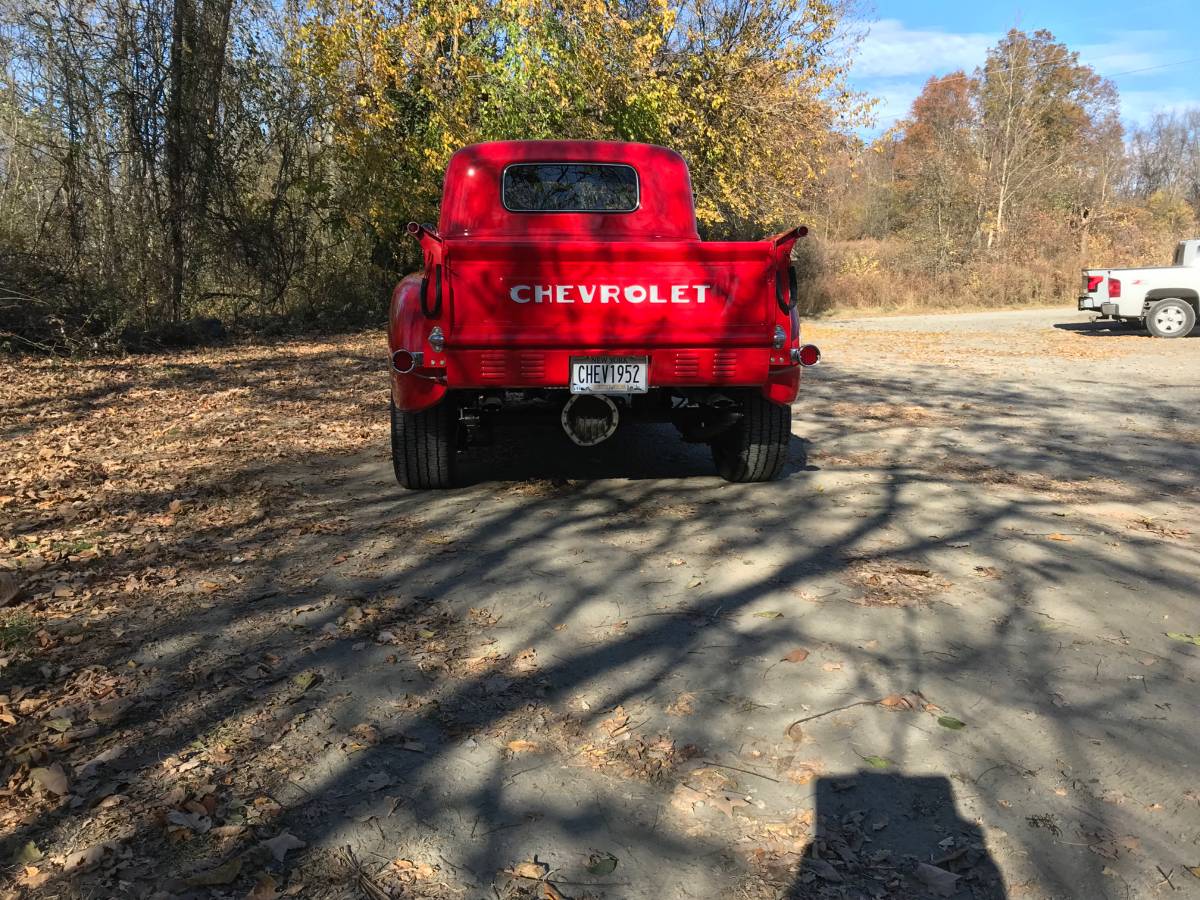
[454,421,811,484]
[2,341,1198,899]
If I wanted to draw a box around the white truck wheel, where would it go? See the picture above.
[1145,299,1197,339]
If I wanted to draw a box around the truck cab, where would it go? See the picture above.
[388,140,819,488]
[1079,239,1200,338]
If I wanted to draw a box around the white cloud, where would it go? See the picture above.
[847,21,1198,135]
[854,19,994,78]
[1076,32,1173,77]
[1116,90,1200,126]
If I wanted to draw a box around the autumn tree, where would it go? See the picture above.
[1127,110,1200,213]
[294,0,865,251]
[974,29,1119,251]
[894,72,979,271]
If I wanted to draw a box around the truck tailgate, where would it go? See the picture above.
[443,239,776,348]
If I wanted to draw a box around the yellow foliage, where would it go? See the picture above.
[291,0,866,248]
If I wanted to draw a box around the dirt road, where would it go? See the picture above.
[1,308,1197,899]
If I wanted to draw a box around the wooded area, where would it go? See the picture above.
[0,0,1197,351]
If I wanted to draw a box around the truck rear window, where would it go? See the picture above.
[502,164,639,213]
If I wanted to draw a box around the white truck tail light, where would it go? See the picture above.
[1108,278,1121,298]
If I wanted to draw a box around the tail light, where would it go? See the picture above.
[1086,275,1102,293]
[793,344,821,367]
[1108,278,1121,298]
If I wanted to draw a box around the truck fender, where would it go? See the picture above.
[389,273,448,413]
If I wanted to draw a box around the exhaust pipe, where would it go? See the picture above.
[561,394,620,446]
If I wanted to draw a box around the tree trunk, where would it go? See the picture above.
[166,0,187,324]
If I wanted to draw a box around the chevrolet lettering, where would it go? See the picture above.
[508,284,714,304]
[387,140,821,488]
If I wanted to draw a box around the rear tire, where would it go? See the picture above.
[390,397,455,489]
[1145,298,1197,338]
[710,393,791,482]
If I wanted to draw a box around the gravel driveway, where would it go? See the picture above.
[2,308,1197,900]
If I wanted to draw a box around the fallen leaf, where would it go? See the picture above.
[782,648,810,663]
[506,739,541,754]
[804,856,843,882]
[509,859,549,879]
[184,857,242,886]
[937,716,966,730]
[753,610,783,619]
[600,706,630,736]
[247,874,280,900]
[861,755,893,769]
[61,843,107,873]
[261,831,306,862]
[821,661,843,671]
[879,692,924,711]
[392,858,437,880]
[585,851,618,875]
[1166,632,1200,646]
[914,862,959,896]
[30,765,69,796]
[167,809,212,833]
[88,698,132,723]
[17,866,50,888]
[1047,533,1073,542]
[670,782,706,813]
[292,671,320,692]
[666,692,696,716]
[0,571,21,606]
[709,793,750,818]
[14,842,43,865]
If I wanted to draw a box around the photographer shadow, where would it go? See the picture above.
[785,772,1007,899]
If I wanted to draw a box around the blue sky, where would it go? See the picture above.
[848,0,1198,134]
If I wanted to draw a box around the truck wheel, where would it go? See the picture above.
[1145,299,1197,338]
[390,397,456,489]
[710,394,791,483]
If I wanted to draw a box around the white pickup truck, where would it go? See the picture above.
[1078,239,1200,337]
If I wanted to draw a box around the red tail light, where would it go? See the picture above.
[1108,278,1121,298]
[1086,275,1102,292]
[795,344,821,367]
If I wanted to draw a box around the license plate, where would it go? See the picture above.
[569,356,649,394]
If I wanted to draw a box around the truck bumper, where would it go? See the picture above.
[1078,297,1119,316]
[392,346,804,411]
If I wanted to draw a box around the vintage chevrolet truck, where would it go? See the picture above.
[388,140,820,488]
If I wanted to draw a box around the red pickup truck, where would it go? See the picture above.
[388,140,820,488]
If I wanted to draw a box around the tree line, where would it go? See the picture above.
[804,30,1200,311]
[0,2,1197,350]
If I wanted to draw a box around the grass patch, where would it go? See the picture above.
[0,613,36,650]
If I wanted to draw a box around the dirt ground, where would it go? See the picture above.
[1,308,1198,900]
